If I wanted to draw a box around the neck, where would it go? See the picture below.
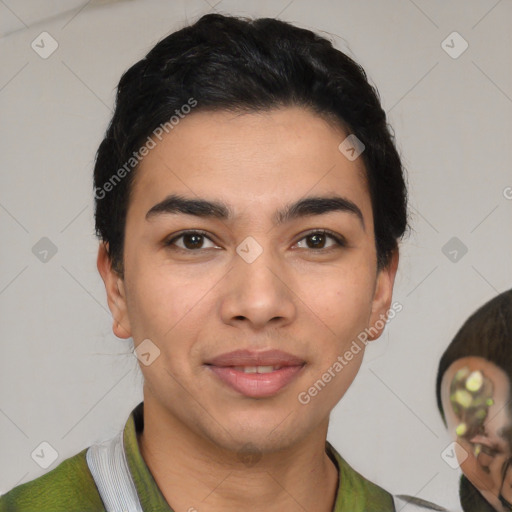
[137,400,339,512]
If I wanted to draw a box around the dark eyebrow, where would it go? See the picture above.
[146,193,365,230]
[146,194,233,220]
[275,195,365,230]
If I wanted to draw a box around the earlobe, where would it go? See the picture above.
[367,249,399,341]
[97,242,132,339]
[113,319,131,339]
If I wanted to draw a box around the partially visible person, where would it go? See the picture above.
[437,289,512,511]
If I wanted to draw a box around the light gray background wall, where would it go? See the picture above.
[1,0,511,509]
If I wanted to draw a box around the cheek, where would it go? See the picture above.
[125,264,210,343]
[301,266,374,331]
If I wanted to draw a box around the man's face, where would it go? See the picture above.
[100,107,397,455]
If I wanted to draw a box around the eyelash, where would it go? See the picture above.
[164,229,346,253]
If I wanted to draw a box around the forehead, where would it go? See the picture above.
[128,107,371,225]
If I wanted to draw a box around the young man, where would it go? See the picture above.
[1,12,442,512]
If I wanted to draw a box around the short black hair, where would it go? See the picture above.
[436,289,512,424]
[93,13,408,276]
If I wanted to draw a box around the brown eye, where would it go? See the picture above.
[165,230,218,251]
[295,230,346,250]
[181,233,205,250]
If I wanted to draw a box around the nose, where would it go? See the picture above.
[219,242,297,331]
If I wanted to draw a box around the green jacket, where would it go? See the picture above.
[0,402,394,511]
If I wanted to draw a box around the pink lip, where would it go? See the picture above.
[208,365,305,398]
[205,349,305,367]
[205,349,306,398]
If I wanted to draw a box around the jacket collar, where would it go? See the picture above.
[121,401,393,511]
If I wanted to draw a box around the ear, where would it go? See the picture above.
[96,242,132,339]
[367,248,399,341]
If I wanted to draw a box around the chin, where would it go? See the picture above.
[207,421,305,456]
[233,433,301,455]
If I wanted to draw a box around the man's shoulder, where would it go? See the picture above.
[326,442,394,511]
[340,464,396,511]
[0,446,105,512]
